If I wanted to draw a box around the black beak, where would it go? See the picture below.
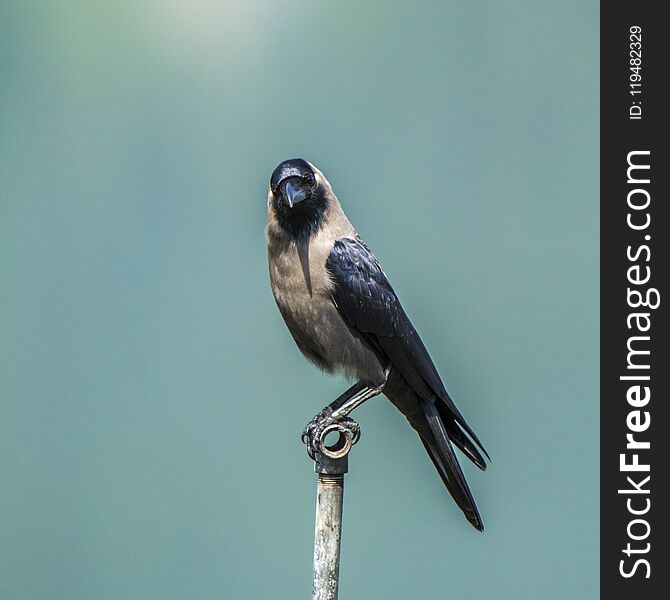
[283,179,308,208]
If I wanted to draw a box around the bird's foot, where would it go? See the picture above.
[301,409,361,460]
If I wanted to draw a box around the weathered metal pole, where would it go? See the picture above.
[311,422,358,600]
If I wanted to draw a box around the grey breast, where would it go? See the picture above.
[269,234,385,385]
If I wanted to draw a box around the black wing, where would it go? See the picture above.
[326,237,487,529]
[325,237,488,460]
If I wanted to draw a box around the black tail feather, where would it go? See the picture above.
[438,390,491,462]
[444,415,487,471]
[421,400,484,531]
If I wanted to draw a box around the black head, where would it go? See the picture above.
[269,158,329,238]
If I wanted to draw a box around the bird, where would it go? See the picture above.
[266,158,488,530]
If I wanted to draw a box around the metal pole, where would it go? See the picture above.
[310,422,358,600]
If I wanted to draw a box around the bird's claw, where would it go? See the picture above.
[301,411,360,459]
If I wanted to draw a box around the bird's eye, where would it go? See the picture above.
[304,174,315,185]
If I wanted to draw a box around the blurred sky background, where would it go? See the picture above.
[1,1,598,599]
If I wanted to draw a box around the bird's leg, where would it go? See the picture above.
[302,368,391,459]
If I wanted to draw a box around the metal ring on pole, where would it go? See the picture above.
[317,423,354,459]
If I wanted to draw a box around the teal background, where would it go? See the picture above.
[1,1,599,599]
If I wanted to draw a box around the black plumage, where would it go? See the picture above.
[326,237,487,530]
